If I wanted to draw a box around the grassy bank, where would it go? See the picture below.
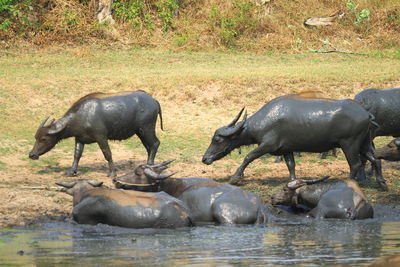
[0,48,399,226]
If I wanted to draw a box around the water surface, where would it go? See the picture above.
[2,209,400,266]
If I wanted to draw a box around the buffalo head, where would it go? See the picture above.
[29,117,67,160]
[113,160,176,191]
[56,179,103,195]
[202,108,247,165]
[271,176,330,206]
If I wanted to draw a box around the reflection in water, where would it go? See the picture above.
[1,219,400,266]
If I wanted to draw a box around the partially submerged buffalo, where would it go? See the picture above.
[375,138,400,161]
[56,179,192,228]
[29,90,163,177]
[202,93,386,190]
[271,177,374,220]
[113,161,268,225]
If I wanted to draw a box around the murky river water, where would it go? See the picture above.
[1,205,400,266]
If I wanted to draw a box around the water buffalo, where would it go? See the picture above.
[374,138,400,161]
[354,88,400,137]
[56,179,192,228]
[354,88,400,177]
[112,160,268,225]
[271,177,374,220]
[202,93,386,190]
[29,90,163,177]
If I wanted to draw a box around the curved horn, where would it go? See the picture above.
[150,159,175,169]
[227,107,245,127]
[287,176,330,190]
[88,180,103,187]
[48,118,68,135]
[55,181,77,188]
[39,117,50,128]
[144,168,177,180]
[394,139,400,147]
[220,110,247,137]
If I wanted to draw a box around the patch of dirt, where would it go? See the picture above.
[1,143,399,228]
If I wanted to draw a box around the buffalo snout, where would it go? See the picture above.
[29,152,39,160]
[202,156,213,165]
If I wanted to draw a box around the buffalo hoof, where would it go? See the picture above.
[229,175,243,185]
[108,171,117,178]
[378,180,388,191]
[64,170,78,177]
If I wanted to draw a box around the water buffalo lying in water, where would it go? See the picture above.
[271,177,374,220]
[113,160,268,225]
[374,138,400,161]
[29,90,163,177]
[202,93,386,189]
[56,179,192,228]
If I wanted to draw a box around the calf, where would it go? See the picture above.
[271,177,373,220]
[56,179,192,228]
[113,161,268,225]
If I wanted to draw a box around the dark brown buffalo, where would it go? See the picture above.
[271,177,373,220]
[56,179,192,228]
[29,90,163,177]
[113,161,268,225]
[201,93,386,189]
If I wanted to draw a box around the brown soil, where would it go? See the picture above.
[2,142,400,228]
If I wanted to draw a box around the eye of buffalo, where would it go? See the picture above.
[214,136,223,143]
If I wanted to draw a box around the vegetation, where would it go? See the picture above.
[0,0,398,52]
[0,49,399,208]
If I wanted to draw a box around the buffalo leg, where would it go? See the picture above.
[340,141,363,181]
[361,146,387,191]
[137,126,160,165]
[97,139,116,177]
[229,144,269,184]
[66,139,84,176]
[283,153,296,180]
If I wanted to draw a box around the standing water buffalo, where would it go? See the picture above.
[112,160,268,225]
[56,179,192,228]
[354,88,400,178]
[202,93,386,189]
[29,90,163,177]
[354,88,400,137]
[271,177,374,220]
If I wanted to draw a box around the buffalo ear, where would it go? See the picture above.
[48,118,67,135]
[220,111,247,137]
[394,139,400,148]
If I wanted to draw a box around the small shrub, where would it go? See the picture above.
[155,0,179,31]
[355,8,370,25]
[0,0,32,31]
[113,0,153,29]
[209,0,258,47]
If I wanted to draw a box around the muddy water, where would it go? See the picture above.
[1,205,400,266]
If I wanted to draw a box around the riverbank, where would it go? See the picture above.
[0,48,399,228]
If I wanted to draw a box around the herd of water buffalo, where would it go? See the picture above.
[28,88,400,228]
